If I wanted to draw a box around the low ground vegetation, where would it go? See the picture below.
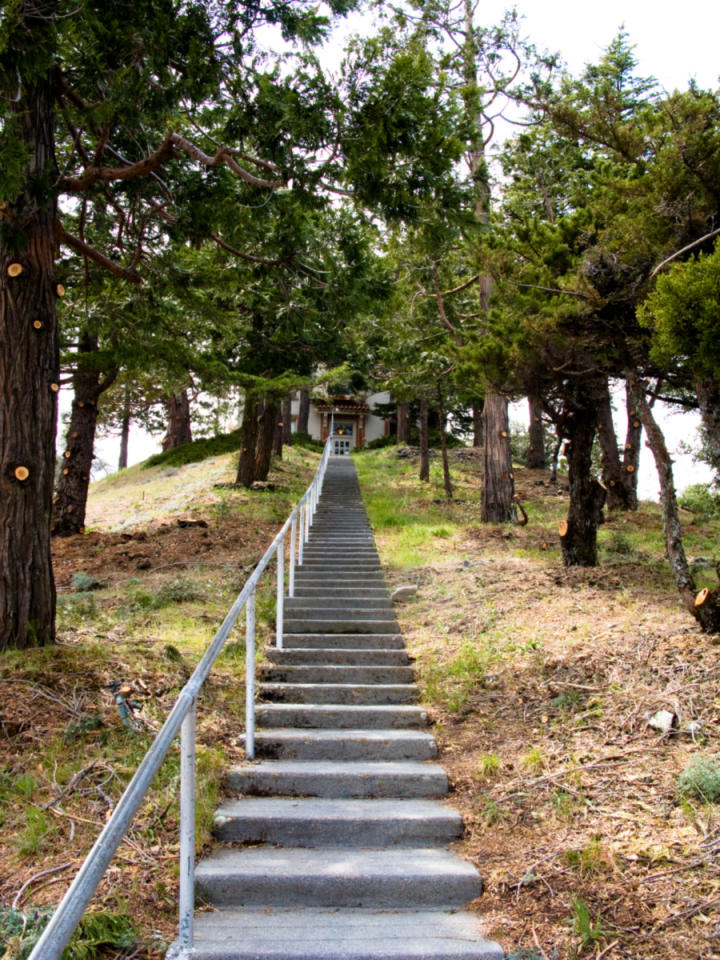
[1,443,719,958]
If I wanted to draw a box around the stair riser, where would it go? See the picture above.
[291,589,389,599]
[214,817,462,847]
[283,620,399,634]
[254,706,426,728]
[195,876,482,909]
[259,684,418,705]
[226,771,446,798]
[253,738,436,762]
[284,603,395,614]
[261,667,414,684]
[264,649,408,666]
[281,635,404,649]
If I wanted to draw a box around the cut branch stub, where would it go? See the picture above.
[14,466,29,481]
[8,263,23,277]
[56,284,65,297]
[695,588,710,608]
[50,383,59,392]
[626,465,635,473]
[558,519,569,537]
[33,320,42,329]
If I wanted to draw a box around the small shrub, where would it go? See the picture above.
[564,836,614,876]
[522,746,546,774]
[57,592,97,627]
[679,483,720,520]
[475,753,502,778]
[71,571,104,592]
[289,431,323,452]
[482,800,504,825]
[364,435,397,450]
[16,807,56,856]
[678,753,720,802]
[604,530,634,556]
[143,428,243,469]
[567,895,615,956]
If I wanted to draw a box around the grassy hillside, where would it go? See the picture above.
[1,442,719,959]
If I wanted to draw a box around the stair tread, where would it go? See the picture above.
[185,908,503,960]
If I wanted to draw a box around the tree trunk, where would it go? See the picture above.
[438,387,452,499]
[162,389,192,451]
[282,397,292,446]
[472,400,484,447]
[419,398,430,482]
[527,395,546,469]
[694,373,720,476]
[52,333,116,536]
[628,376,720,631]
[596,379,628,510]
[0,69,59,650]
[236,391,260,487]
[273,412,283,458]
[559,380,606,567]
[118,395,130,471]
[297,388,310,434]
[481,392,515,522]
[397,402,411,443]
[622,381,642,510]
[255,399,279,481]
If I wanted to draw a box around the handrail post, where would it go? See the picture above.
[298,503,305,565]
[178,702,196,953]
[245,590,256,759]
[276,537,284,649]
[289,516,296,597]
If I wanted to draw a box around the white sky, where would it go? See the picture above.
[81,1,718,494]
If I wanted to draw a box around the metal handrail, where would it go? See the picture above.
[29,438,333,960]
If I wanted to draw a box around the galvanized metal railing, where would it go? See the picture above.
[29,438,333,960]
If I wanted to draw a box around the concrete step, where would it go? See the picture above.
[291,587,390,599]
[226,760,448,797]
[264,648,409,666]
[281,634,405,649]
[195,846,482,908]
[250,728,437,762]
[254,704,427,728]
[261,665,414,684]
[283,619,399,635]
[213,797,462,846]
[184,907,504,960]
[284,602,394,614]
[292,575,388,587]
[258,683,418,705]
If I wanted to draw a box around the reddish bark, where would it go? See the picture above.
[0,72,59,649]
[472,400,484,447]
[296,389,310,434]
[527,395,546,469]
[481,392,515,522]
[397,402,411,443]
[559,380,606,567]
[162,390,192,451]
[438,387,452,499]
[236,392,260,487]
[255,400,279,481]
[52,333,116,536]
[419,398,430,482]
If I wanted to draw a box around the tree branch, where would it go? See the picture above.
[210,233,288,266]
[61,133,284,193]
[54,220,142,283]
[649,226,720,278]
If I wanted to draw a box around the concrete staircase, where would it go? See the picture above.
[183,457,503,960]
